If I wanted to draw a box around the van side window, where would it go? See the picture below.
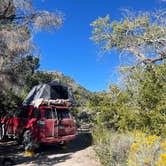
[57,109,70,120]
[32,108,41,119]
[44,109,53,119]
[20,108,29,118]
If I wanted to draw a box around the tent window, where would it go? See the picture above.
[51,86,68,99]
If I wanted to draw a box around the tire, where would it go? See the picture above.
[22,130,34,151]
[16,135,23,145]
[0,124,5,141]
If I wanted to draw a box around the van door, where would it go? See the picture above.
[57,109,76,136]
[43,108,58,137]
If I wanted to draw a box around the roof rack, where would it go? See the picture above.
[31,98,72,108]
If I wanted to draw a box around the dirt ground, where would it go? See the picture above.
[0,133,101,166]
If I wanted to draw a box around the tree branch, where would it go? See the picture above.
[0,1,15,21]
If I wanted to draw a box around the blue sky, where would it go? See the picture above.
[34,0,163,92]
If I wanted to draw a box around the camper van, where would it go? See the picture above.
[0,81,77,150]
[0,104,76,150]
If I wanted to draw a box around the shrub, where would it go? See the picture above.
[128,131,166,166]
[93,128,166,166]
[92,127,133,166]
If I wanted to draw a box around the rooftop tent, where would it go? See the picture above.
[23,80,76,106]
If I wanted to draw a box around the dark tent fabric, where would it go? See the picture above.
[23,80,76,106]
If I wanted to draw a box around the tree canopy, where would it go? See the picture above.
[0,0,63,87]
[0,0,63,115]
[90,9,166,136]
[91,10,166,70]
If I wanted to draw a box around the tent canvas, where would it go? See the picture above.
[23,80,76,106]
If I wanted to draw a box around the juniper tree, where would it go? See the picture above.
[0,0,63,115]
[91,9,166,134]
[0,0,63,86]
[91,10,166,69]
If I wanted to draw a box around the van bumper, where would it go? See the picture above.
[40,134,76,143]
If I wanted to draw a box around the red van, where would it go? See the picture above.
[0,105,77,151]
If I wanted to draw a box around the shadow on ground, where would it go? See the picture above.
[0,133,93,165]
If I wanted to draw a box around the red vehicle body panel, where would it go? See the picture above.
[1,105,77,145]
